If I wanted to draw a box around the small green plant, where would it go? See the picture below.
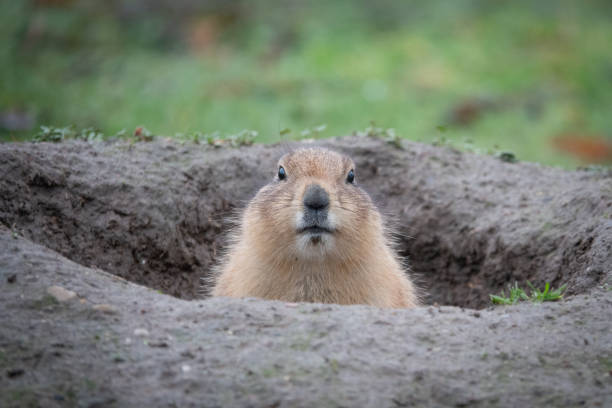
[34,125,107,142]
[113,129,127,138]
[228,129,258,146]
[526,281,567,303]
[76,127,105,142]
[197,129,258,147]
[34,125,76,142]
[299,124,327,139]
[489,282,529,305]
[203,131,221,146]
[179,131,204,144]
[382,127,402,149]
[497,151,518,163]
[355,121,402,148]
[490,281,567,305]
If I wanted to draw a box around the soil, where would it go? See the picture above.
[0,136,611,407]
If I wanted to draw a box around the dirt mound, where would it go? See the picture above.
[1,136,611,407]
[0,136,610,308]
[1,229,611,407]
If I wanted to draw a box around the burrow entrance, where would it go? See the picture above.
[1,139,608,309]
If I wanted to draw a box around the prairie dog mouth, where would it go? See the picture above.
[297,225,334,234]
[294,208,337,248]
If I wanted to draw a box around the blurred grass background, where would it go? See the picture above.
[1,0,612,167]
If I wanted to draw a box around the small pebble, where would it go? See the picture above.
[47,285,76,302]
[133,328,149,337]
[181,365,191,373]
[92,304,118,314]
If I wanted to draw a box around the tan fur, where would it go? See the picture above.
[211,148,419,308]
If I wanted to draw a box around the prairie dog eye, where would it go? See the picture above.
[278,166,286,180]
[346,169,355,184]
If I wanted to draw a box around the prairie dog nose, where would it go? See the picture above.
[303,184,329,211]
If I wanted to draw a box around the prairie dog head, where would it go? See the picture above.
[244,148,382,263]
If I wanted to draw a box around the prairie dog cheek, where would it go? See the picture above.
[294,210,304,231]
[326,211,338,230]
[333,206,359,233]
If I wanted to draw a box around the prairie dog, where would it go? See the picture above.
[211,148,419,308]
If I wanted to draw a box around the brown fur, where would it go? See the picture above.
[211,148,419,308]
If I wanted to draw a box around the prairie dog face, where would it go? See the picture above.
[246,148,379,262]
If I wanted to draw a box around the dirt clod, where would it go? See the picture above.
[46,285,77,302]
[133,328,149,337]
[92,304,118,314]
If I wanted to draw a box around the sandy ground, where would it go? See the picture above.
[0,136,611,406]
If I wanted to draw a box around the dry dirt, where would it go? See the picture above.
[0,136,611,407]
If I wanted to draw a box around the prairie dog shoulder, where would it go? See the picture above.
[212,148,419,308]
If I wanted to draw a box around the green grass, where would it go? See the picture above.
[31,124,259,147]
[490,281,567,305]
[2,1,612,167]
[526,281,568,303]
[34,125,104,143]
